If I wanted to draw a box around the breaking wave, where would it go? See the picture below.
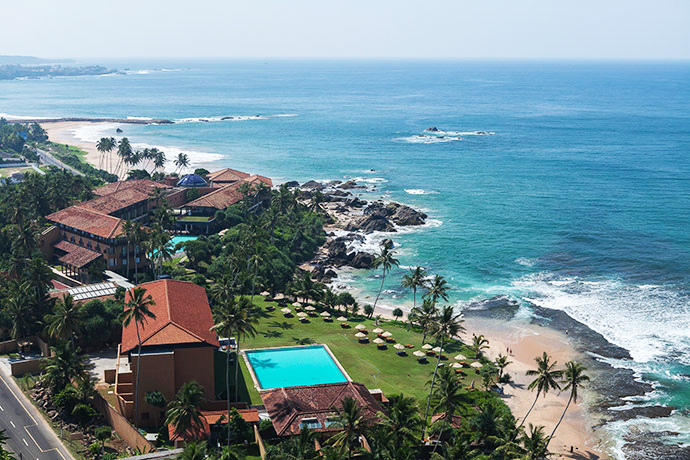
[173,114,298,123]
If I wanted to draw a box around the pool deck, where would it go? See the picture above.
[242,344,352,392]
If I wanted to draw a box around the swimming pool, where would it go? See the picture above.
[244,345,349,390]
[171,235,198,247]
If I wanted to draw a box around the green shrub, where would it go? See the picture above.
[72,403,98,426]
[52,386,79,412]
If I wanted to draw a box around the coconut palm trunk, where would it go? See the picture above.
[135,321,142,426]
[373,269,386,310]
[226,325,232,445]
[422,336,444,439]
[519,393,540,429]
[234,337,240,402]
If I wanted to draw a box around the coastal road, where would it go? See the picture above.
[0,373,73,460]
[33,147,84,176]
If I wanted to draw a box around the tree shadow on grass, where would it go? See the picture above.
[292,337,315,345]
[268,321,293,330]
[262,330,283,338]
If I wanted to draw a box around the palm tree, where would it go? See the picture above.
[409,298,438,345]
[378,394,422,452]
[495,353,512,380]
[174,152,190,175]
[422,275,449,306]
[520,424,549,460]
[177,441,206,460]
[0,429,17,460]
[329,397,369,460]
[120,287,157,426]
[471,334,490,358]
[116,138,133,177]
[210,296,257,444]
[44,293,85,346]
[519,352,563,429]
[371,245,399,310]
[429,366,465,424]
[422,305,465,439]
[153,149,167,173]
[41,340,90,392]
[96,137,115,171]
[401,266,427,310]
[544,361,590,453]
[145,391,167,429]
[165,381,205,442]
[392,307,404,322]
[5,295,32,340]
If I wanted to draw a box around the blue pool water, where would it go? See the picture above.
[245,345,347,389]
[171,235,198,247]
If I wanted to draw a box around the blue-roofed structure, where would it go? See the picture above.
[176,174,208,187]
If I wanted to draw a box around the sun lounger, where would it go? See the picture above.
[377,344,387,350]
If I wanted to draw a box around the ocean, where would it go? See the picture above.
[2,60,689,457]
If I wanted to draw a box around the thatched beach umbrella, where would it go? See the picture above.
[394,343,405,350]
[305,306,316,311]
[320,311,331,317]
[260,291,270,297]
[454,353,467,361]
[422,343,433,350]
[432,346,444,353]
[355,324,366,330]
[373,338,385,344]
[471,362,483,368]
[280,307,291,314]
[292,302,301,307]
[337,316,348,322]
[413,350,426,357]
[296,312,308,318]
[382,331,393,338]
[451,362,463,368]
[355,332,367,338]
[373,328,384,334]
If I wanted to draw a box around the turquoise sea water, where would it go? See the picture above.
[1,60,689,455]
[245,345,347,389]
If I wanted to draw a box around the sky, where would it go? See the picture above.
[1,0,689,60]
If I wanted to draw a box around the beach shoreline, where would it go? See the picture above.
[43,120,606,459]
[41,121,124,177]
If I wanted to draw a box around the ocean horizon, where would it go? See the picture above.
[2,59,689,457]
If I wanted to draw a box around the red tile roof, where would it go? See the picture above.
[430,413,462,429]
[261,382,384,436]
[245,174,273,187]
[121,279,219,353]
[168,408,260,442]
[54,240,102,268]
[47,206,125,239]
[207,168,250,184]
[183,181,244,210]
[183,175,272,211]
[81,187,152,215]
[93,179,170,197]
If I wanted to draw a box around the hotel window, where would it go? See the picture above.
[122,259,127,265]
[109,259,115,267]
[136,257,140,263]
[299,418,321,430]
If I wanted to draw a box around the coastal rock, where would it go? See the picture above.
[325,269,338,279]
[427,126,439,132]
[338,180,366,190]
[345,213,396,233]
[283,180,300,188]
[364,201,427,226]
[350,252,375,269]
[329,189,351,197]
[116,128,123,133]
[301,180,326,190]
[329,180,342,187]
[344,197,367,208]
[326,239,349,261]
[381,238,394,248]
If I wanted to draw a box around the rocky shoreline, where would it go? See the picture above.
[463,295,690,460]
[291,179,428,281]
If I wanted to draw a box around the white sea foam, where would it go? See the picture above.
[424,128,496,136]
[126,116,154,121]
[0,112,53,120]
[69,123,223,171]
[351,177,388,184]
[394,135,463,144]
[404,189,438,195]
[515,257,538,267]
[513,273,690,365]
[173,114,297,123]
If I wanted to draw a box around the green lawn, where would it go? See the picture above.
[233,297,487,406]
[177,216,214,222]
[41,141,89,163]
[0,166,34,178]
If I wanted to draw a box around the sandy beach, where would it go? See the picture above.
[462,317,604,459]
[41,121,125,177]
